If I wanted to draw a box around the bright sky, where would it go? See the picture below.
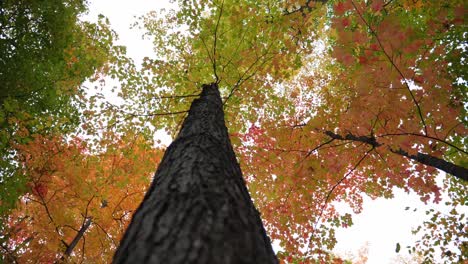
[82,1,459,263]
[84,0,174,66]
[333,190,435,263]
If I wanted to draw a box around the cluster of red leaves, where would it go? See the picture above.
[231,0,466,261]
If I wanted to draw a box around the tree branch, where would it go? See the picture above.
[324,130,468,181]
[61,217,92,259]
[309,147,372,247]
[212,0,224,83]
[390,148,468,182]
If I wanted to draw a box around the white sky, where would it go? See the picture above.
[84,0,174,66]
[333,190,434,263]
[82,1,461,263]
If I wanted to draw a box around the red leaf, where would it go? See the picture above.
[371,0,384,12]
[358,56,368,64]
[334,2,346,15]
[370,43,379,51]
[414,76,424,84]
[33,183,48,197]
[341,18,350,28]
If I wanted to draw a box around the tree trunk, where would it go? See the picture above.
[113,83,278,264]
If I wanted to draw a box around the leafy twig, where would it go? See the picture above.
[350,0,428,135]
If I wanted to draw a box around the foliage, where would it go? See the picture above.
[0,0,115,216]
[90,0,466,262]
[0,133,162,263]
[1,0,466,262]
[103,0,324,137]
[235,0,467,261]
[410,176,467,263]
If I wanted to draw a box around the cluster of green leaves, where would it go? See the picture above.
[0,0,115,216]
[102,0,324,139]
[0,1,165,262]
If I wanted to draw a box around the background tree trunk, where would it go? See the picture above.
[113,83,278,264]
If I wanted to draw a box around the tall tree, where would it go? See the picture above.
[3,0,465,262]
[108,0,466,262]
[113,83,277,263]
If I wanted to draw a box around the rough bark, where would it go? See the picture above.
[113,83,278,264]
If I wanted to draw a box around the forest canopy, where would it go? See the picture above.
[0,0,466,263]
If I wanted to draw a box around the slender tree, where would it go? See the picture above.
[113,83,278,263]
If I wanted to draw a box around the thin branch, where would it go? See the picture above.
[93,221,117,247]
[63,225,80,233]
[443,122,464,142]
[82,195,95,226]
[378,132,467,154]
[223,51,273,105]
[212,0,224,83]
[37,192,68,249]
[221,27,247,72]
[350,0,428,135]
[140,93,200,105]
[304,138,336,158]
[111,192,144,218]
[309,147,372,245]
[200,35,215,70]
[104,101,189,118]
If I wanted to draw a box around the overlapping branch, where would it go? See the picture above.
[323,131,467,181]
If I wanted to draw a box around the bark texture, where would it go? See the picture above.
[113,83,278,264]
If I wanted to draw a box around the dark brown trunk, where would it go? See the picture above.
[113,83,278,264]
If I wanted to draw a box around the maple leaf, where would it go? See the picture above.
[371,0,384,13]
[341,17,350,28]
